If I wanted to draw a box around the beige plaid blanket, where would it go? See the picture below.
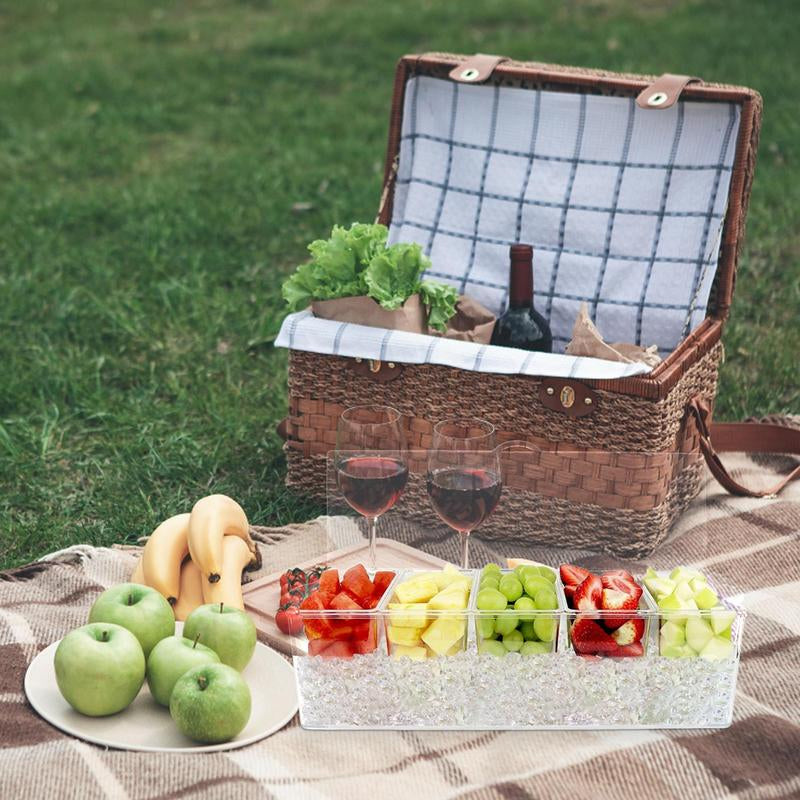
[1,442,799,799]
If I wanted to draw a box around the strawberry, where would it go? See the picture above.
[573,573,603,613]
[560,564,590,586]
[570,618,617,654]
[610,617,645,645]
[563,585,576,605]
[602,574,643,602]
[600,588,640,629]
[602,568,635,583]
[609,641,644,658]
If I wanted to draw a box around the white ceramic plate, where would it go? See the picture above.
[24,623,298,752]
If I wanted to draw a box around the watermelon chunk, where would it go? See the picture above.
[330,591,362,612]
[319,640,355,659]
[352,624,378,654]
[299,592,333,638]
[342,564,374,606]
[372,571,395,599]
[318,569,340,597]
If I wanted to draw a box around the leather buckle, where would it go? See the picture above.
[449,54,508,84]
[539,379,598,417]
[636,74,702,109]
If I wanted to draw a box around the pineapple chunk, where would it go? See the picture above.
[394,578,439,604]
[392,644,427,661]
[428,586,469,611]
[387,625,424,647]
[387,603,429,628]
[421,617,466,656]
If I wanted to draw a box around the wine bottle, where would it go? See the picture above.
[491,244,553,352]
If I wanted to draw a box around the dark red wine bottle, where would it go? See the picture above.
[491,244,552,352]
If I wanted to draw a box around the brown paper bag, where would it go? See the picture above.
[311,294,427,333]
[312,293,496,343]
[438,296,496,344]
[565,302,662,367]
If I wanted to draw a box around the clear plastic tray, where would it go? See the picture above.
[291,565,744,729]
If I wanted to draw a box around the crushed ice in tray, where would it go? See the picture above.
[294,650,738,729]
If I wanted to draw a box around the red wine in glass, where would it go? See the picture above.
[427,468,502,533]
[336,456,409,518]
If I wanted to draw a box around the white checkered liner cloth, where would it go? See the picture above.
[277,75,741,379]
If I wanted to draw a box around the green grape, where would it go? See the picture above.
[498,574,523,602]
[520,641,552,656]
[513,596,536,621]
[523,575,552,598]
[482,563,502,575]
[476,587,507,612]
[533,616,557,643]
[478,639,507,657]
[476,615,495,639]
[514,565,528,579]
[537,567,557,583]
[493,613,518,636]
[479,576,500,591]
[502,629,524,652]
[534,588,558,610]
[518,566,540,584]
[520,620,537,641]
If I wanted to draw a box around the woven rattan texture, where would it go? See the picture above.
[282,344,720,555]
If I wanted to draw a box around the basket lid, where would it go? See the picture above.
[379,53,761,359]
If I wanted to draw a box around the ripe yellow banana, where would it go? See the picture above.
[131,556,145,584]
[201,536,253,609]
[188,494,256,584]
[141,513,191,605]
[173,558,205,621]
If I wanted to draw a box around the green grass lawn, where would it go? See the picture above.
[1,0,797,569]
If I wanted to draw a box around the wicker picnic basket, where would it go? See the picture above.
[278,53,773,557]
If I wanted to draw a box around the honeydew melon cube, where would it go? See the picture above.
[689,577,708,593]
[428,587,469,611]
[661,643,693,658]
[644,567,658,580]
[394,578,439,604]
[710,608,737,636]
[693,585,719,610]
[387,625,424,647]
[675,580,695,602]
[387,603,429,628]
[421,617,466,656]
[392,645,427,661]
[670,566,704,582]
[700,635,734,660]
[686,616,714,653]
[660,619,686,647]
[659,592,696,624]
[645,577,675,598]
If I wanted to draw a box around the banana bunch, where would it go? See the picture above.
[131,495,261,620]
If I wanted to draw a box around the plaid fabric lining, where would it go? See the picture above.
[389,76,741,354]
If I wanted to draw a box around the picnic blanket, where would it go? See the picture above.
[1,432,799,799]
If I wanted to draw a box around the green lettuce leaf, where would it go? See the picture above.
[364,242,429,310]
[419,280,459,332]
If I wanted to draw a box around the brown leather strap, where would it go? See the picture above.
[636,74,702,109]
[449,54,508,84]
[688,396,800,497]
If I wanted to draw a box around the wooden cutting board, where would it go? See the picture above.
[243,537,451,655]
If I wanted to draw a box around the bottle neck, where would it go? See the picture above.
[508,257,533,309]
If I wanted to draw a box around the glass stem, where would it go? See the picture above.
[368,516,378,569]
[461,530,471,570]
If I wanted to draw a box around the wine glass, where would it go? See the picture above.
[335,405,409,568]
[426,418,502,569]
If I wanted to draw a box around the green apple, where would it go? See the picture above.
[183,603,256,671]
[54,623,145,716]
[146,635,220,707]
[170,663,251,744]
[88,583,175,657]
[686,616,714,653]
